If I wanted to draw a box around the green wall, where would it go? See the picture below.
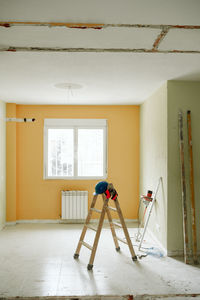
[140,80,200,255]
[167,81,200,255]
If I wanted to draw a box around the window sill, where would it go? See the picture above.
[44,175,107,180]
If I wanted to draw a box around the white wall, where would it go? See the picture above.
[167,81,200,255]
[0,99,6,230]
[140,83,168,250]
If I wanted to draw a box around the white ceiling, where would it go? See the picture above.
[0,0,200,105]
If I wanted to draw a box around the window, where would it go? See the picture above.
[44,119,107,179]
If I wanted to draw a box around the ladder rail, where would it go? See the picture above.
[116,236,128,244]
[108,206,117,211]
[74,184,137,269]
[114,198,137,260]
[104,194,120,250]
[88,198,107,269]
[81,241,93,250]
[112,221,122,228]
[86,224,97,232]
[74,194,98,257]
[90,208,102,213]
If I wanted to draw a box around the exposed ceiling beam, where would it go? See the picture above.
[152,28,169,51]
[1,47,200,54]
[0,22,200,30]
[1,22,200,54]
[0,22,104,29]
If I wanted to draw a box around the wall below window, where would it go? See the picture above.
[6,105,140,221]
[0,99,6,230]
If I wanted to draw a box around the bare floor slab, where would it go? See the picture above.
[0,224,199,298]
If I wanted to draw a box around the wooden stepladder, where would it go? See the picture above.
[74,183,137,270]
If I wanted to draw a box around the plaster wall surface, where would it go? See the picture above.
[1,0,200,25]
[167,81,200,255]
[0,99,6,230]
[6,105,140,221]
[140,83,168,250]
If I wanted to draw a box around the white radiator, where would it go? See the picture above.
[61,190,88,220]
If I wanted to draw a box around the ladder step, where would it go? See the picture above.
[116,236,128,244]
[86,224,97,232]
[90,208,102,213]
[108,206,117,212]
[81,241,93,250]
[112,221,122,228]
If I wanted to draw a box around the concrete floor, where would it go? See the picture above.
[0,223,199,299]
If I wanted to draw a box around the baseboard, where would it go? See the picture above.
[0,223,5,231]
[147,228,200,257]
[90,218,138,224]
[167,249,184,257]
[6,218,138,226]
[167,248,200,257]
[5,221,17,226]
[6,219,63,225]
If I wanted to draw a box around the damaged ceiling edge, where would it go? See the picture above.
[2,47,200,54]
[1,21,199,54]
[0,22,200,30]
[0,22,104,29]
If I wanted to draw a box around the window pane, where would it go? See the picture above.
[48,129,74,176]
[78,129,104,176]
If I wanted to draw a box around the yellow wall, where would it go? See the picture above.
[6,103,17,222]
[7,105,140,221]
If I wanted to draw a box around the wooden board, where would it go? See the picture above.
[187,111,198,264]
[178,111,189,264]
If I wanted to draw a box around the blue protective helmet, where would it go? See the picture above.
[95,181,108,194]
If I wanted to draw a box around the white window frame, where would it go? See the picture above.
[44,119,107,180]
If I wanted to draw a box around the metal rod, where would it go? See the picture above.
[138,177,162,251]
